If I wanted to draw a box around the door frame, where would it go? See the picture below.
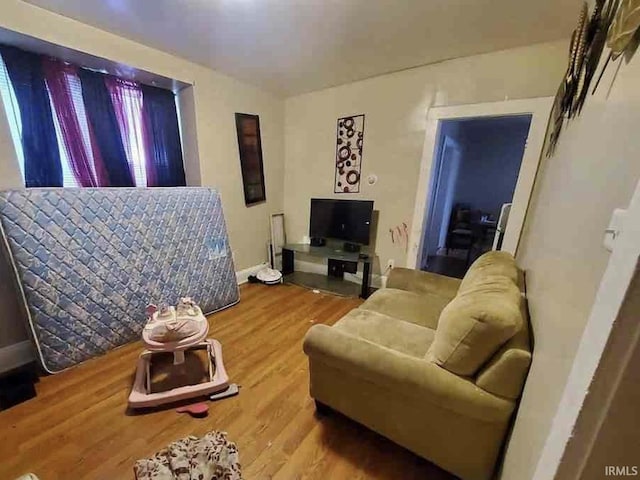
[406,97,553,269]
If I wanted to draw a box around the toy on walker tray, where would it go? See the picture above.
[128,297,231,410]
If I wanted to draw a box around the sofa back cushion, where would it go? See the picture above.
[459,251,518,294]
[425,276,523,376]
[475,296,532,399]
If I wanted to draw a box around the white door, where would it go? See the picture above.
[420,136,461,267]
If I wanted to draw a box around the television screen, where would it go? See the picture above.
[309,199,374,245]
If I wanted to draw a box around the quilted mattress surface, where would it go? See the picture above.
[0,187,239,373]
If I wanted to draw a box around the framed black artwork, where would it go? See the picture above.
[235,113,266,205]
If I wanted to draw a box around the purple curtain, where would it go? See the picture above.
[141,84,186,187]
[2,44,183,188]
[78,69,135,187]
[0,45,63,187]
[42,58,98,187]
[105,76,152,186]
[87,123,110,186]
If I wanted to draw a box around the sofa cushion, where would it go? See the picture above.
[425,276,523,376]
[334,308,436,358]
[475,344,532,399]
[359,288,451,329]
[475,296,532,399]
[386,268,461,299]
[459,251,518,294]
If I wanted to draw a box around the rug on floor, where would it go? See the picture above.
[134,431,241,480]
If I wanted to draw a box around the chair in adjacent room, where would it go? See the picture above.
[445,203,480,264]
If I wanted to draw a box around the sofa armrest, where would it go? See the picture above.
[303,324,513,422]
[387,268,460,299]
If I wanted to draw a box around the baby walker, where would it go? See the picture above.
[128,297,232,409]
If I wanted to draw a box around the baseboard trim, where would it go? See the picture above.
[294,259,387,289]
[236,263,270,285]
[0,340,34,373]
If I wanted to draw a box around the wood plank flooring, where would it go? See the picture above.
[0,284,456,479]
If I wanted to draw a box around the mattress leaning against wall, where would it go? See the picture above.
[0,187,240,373]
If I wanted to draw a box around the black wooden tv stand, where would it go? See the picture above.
[281,243,374,299]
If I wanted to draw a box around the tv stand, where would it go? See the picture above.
[342,242,360,253]
[281,243,374,299]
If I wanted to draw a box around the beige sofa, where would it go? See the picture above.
[303,251,532,480]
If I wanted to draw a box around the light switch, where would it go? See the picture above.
[604,208,627,252]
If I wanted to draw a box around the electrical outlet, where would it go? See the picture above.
[387,259,395,271]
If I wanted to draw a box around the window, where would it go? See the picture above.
[0,55,25,181]
[0,46,185,188]
[106,78,148,187]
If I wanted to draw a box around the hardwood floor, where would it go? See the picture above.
[0,284,456,480]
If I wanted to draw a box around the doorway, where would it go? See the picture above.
[420,115,532,277]
[407,98,553,272]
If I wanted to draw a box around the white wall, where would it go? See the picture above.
[0,0,285,350]
[553,266,640,479]
[504,45,640,480]
[452,116,531,218]
[284,41,568,275]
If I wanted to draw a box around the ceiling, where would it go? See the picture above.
[23,0,580,96]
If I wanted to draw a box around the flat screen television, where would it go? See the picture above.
[309,199,374,245]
